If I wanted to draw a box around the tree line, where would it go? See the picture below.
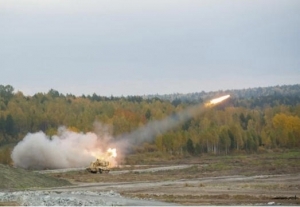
[0,84,300,158]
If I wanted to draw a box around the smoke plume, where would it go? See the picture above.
[109,94,230,154]
[110,104,207,154]
[11,125,116,170]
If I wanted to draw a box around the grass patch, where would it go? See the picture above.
[204,162,232,171]
[0,164,71,190]
[124,151,177,165]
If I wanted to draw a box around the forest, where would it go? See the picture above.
[0,84,300,164]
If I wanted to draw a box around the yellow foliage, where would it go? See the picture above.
[272,113,300,147]
[68,126,80,133]
[0,147,13,165]
[46,128,57,137]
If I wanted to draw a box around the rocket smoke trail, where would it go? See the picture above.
[110,94,231,154]
[111,104,206,154]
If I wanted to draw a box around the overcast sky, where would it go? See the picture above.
[1,0,299,96]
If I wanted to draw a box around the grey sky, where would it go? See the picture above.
[1,0,299,96]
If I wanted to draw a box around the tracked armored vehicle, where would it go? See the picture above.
[86,159,110,174]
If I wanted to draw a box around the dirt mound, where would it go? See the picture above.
[0,164,71,190]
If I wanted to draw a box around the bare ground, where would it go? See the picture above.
[46,151,300,205]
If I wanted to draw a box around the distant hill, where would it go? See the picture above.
[143,84,300,107]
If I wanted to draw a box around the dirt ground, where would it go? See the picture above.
[46,151,300,205]
[48,173,300,205]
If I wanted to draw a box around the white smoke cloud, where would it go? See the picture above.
[11,125,116,170]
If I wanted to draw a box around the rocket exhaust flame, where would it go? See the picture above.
[88,148,117,160]
[107,148,117,158]
[205,94,230,106]
[87,147,118,168]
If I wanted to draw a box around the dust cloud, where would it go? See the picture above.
[11,125,115,170]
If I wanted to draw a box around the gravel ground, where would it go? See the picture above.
[0,190,177,206]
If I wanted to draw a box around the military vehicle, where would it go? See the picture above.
[86,159,110,174]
